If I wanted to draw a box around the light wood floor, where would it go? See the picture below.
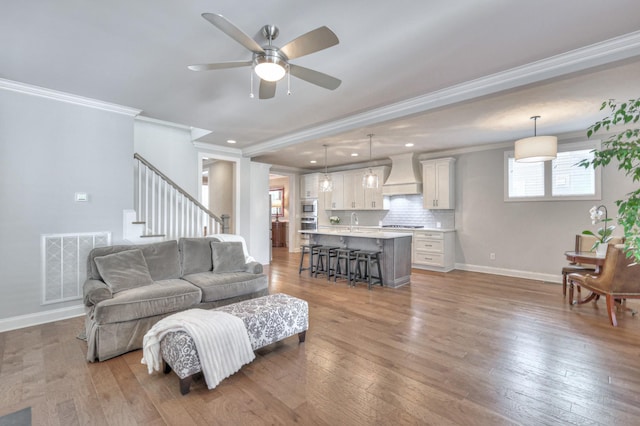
[2,248,640,425]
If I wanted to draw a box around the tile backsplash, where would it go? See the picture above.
[324,194,455,228]
[382,194,455,228]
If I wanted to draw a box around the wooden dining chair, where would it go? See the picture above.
[568,244,640,326]
[561,234,598,297]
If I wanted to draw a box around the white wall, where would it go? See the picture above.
[134,119,198,197]
[0,89,134,321]
[248,162,272,264]
[207,160,235,232]
[454,145,635,279]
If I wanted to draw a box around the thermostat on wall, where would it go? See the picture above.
[75,192,88,202]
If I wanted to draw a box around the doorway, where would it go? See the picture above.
[202,157,236,234]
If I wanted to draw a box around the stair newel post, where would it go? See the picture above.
[221,214,230,234]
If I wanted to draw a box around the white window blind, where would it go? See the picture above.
[552,149,595,196]
[508,158,544,198]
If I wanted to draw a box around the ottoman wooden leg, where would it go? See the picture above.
[180,375,194,395]
[298,330,306,343]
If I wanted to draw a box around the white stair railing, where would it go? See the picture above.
[133,153,229,240]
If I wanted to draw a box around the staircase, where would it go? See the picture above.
[124,153,229,243]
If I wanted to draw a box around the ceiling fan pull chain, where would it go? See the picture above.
[249,68,255,99]
[287,64,292,96]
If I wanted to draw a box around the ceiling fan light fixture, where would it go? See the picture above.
[514,116,557,162]
[254,55,286,82]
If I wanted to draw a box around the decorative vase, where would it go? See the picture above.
[596,243,608,256]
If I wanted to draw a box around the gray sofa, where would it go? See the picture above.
[83,237,268,362]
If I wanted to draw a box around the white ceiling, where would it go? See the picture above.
[2,0,640,170]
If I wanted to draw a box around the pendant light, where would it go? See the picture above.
[320,144,333,192]
[362,134,379,188]
[514,116,557,162]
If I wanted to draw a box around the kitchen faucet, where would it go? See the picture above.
[350,212,359,232]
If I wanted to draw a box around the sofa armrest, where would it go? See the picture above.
[245,261,263,274]
[83,279,113,306]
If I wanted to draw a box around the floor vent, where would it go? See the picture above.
[41,232,111,304]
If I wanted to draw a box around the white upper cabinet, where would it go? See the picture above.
[343,170,365,210]
[421,158,455,209]
[329,173,344,210]
[300,173,320,199]
[307,166,389,210]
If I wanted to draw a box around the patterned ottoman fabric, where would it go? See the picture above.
[160,293,308,388]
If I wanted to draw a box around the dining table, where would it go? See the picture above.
[564,250,607,273]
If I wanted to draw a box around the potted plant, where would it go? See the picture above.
[579,98,640,262]
[582,205,615,255]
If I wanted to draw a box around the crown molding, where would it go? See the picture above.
[0,78,141,116]
[135,115,191,130]
[193,141,243,156]
[243,30,640,158]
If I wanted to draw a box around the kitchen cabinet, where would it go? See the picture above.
[271,221,288,247]
[421,158,455,209]
[412,230,455,272]
[335,166,389,210]
[342,170,365,209]
[300,173,320,199]
[329,173,344,209]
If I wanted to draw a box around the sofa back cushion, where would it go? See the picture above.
[94,249,154,293]
[179,238,213,276]
[87,240,181,282]
[211,241,246,273]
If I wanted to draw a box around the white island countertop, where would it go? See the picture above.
[300,229,413,239]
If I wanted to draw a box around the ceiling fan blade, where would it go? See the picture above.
[280,26,339,60]
[259,80,277,99]
[188,61,252,71]
[201,13,264,54]
[289,64,341,90]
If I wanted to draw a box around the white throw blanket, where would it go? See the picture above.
[141,309,255,389]
[208,234,256,263]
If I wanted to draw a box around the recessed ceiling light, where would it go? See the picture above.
[310,160,317,164]
[351,153,359,157]
[227,139,236,144]
[405,143,414,147]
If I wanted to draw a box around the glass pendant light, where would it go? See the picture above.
[320,144,333,192]
[362,134,379,188]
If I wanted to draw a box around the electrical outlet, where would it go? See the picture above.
[490,253,496,260]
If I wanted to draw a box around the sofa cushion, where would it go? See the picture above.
[140,240,181,281]
[182,272,268,302]
[211,241,246,273]
[94,249,154,293]
[92,279,202,325]
[179,238,213,276]
[88,240,181,281]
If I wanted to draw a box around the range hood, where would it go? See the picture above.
[382,153,423,195]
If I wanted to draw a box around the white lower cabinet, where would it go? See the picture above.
[412,230,455,272]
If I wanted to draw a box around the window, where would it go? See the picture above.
[504,141,601,201]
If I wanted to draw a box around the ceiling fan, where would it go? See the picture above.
[188,13,342,99]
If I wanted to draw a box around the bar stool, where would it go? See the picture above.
[354,250,384,290]
[314,246,340,280]
[299,244,321,276]
[334,248,360,286]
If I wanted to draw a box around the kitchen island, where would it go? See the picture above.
[301,230,412,287]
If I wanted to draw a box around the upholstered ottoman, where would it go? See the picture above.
[161,293,308,394]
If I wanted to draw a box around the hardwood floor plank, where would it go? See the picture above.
[2,247,640,425]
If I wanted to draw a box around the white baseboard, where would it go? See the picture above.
[0,304,85,333]
[454,263,562,284]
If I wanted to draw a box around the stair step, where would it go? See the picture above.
[132,221,146,225]
[140,234,166,238]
